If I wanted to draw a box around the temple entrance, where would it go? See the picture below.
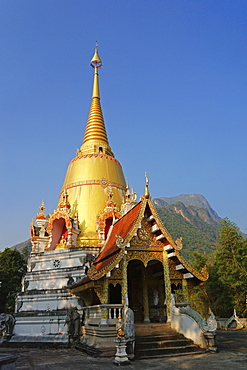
[127,259,166,323]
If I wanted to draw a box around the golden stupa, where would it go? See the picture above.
[59,45,126,246]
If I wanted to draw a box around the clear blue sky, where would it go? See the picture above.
[1,0,247,250]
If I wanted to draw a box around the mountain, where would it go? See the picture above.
[10,240,32,254]
[154,194,220,222]
[154,194,220,260]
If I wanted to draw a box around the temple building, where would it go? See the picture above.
[11,46,212,353]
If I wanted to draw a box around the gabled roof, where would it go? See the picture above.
[72,196,208,288]
[88,201,143,279]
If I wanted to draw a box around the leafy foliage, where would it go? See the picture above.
[189,252,234,318]
[188,219,247,318]
[215,219,247,317]
[0,248,27,313]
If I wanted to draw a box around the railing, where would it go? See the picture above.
[170,294,217,350]
[85,304,124,326]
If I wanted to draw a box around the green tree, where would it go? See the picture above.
[189,251,211,317]
[189,251,234,317]
[216,218,247,317]
[0,248,27,313]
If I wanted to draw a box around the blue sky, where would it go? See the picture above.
[1,0,247,250]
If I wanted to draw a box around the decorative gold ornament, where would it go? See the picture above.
[137,228,149,241]
[182,279,189,302]
[121,254,128,306]
[111,267,123,280]
[109,279,122,287]
[126,250,163,267]
[175,251,209,282]
[88,249,125,280]
[101,278,109,304]
[163,249,172,319]
[115,235,125,248]
[175,237,183,249]
[168,259,183,279]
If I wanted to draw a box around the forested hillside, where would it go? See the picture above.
[155,195,220,261]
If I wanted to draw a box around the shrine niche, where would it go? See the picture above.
[46,190,80,250]
[48,215,70,250]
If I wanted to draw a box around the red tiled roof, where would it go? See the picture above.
[93,201,142,271]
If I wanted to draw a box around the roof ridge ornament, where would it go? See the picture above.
[36,200,46,220]
[144,172,150,199]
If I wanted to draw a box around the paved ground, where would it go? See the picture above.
[0,330,246,370]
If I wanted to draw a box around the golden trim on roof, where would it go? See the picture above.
[88,248,125,280]
[87,196,208,283]
[175,250,209,282]
[147,199,181,250]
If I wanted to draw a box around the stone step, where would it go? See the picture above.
[75,343,101,357]
[135,323,174,336]
[136,334,185,342]
[136,344,203,359]
[134,322,205,359]
[136,338,194,349]
[137,349,206,360]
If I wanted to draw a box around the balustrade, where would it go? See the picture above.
[85,304,123,326]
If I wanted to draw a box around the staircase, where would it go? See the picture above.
[135,323,205,359]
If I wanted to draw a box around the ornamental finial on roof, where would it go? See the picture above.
[125,179,131,203]
[58,189,71,212]
[36,200,46,220]
[90,41,102,68]
[144,172,150,199]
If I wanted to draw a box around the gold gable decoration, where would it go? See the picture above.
[126,250,163,267]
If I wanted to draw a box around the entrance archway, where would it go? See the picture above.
[127,259,166,323]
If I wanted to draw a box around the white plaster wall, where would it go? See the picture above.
[13,315,67,336]
[18,291,80,311]
[26,269,84,290]
[24,248,89,291]
[29,249,86,272]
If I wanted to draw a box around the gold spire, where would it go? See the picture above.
[80,43,113,156]
[59,46,126,247]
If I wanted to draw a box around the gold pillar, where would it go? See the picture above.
[163,249,172,320]
[182,278,189,303]
[101,278,109,323]
[102,278,109,303]
[121,253,129,306]
[142,265,150,323]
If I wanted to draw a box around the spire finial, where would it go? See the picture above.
[36,200,46,218]
[36,200,46,221]
[144,172,150,199]
[90,41,102,68]
[90,43,102,99]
